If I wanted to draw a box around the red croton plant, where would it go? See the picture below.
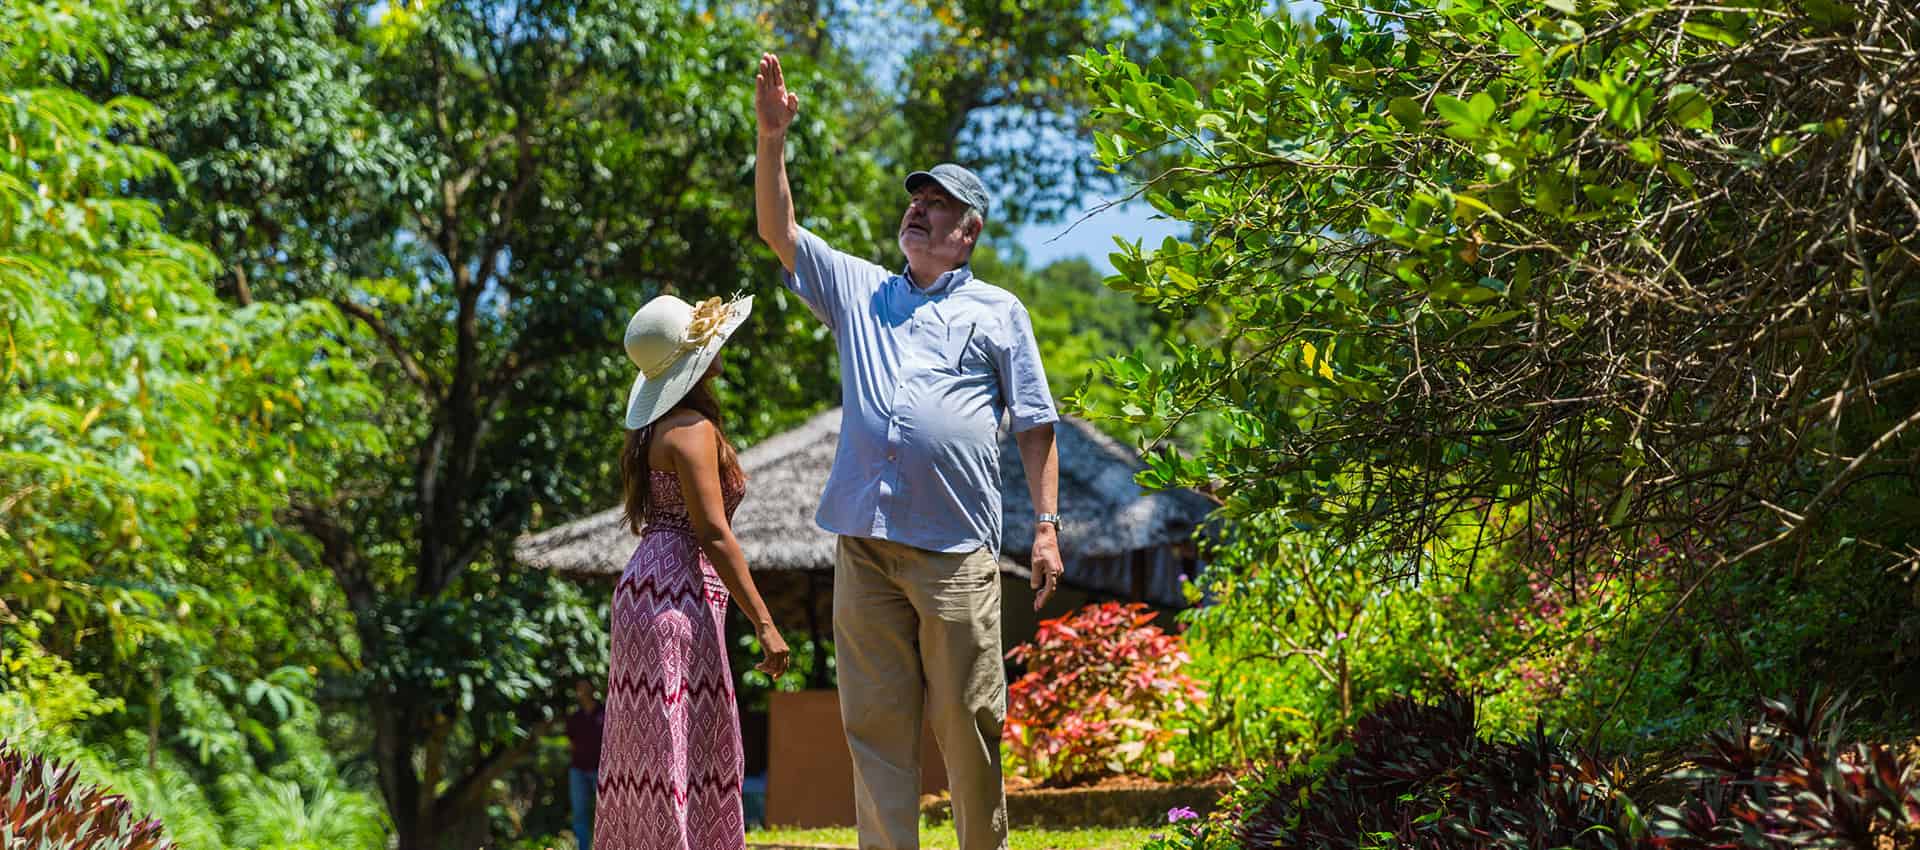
[1,742,174,849]
[1005,602,1205,786]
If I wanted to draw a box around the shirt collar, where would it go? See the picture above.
[899,263,972,297]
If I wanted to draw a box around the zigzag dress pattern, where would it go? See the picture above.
[597,467,747,850]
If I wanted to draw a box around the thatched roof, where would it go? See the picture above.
[514,408,1217,582]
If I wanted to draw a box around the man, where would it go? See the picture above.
[564,679,604,850]
[752,52,1065,850]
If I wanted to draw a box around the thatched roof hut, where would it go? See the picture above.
[516,407,1214,587]
[517,407,1217,685]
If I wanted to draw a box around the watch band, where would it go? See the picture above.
[1035,512,1062,529]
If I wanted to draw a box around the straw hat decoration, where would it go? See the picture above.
[622,293,753,429]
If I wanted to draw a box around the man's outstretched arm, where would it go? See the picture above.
[754,53,799,272]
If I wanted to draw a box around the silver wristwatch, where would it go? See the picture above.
[1035,512,1062,530]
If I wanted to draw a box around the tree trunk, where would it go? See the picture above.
[372,697,433,850]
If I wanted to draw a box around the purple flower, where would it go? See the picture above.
[1167,806,1199,823]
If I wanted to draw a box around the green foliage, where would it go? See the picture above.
[1,3,392,847]
[1172,504,1919,772]
[1,0,383,758]
[1076,0,1919,574]
[736,628,834,702]
[2,651,391,850]
[223,775,390,850]
[1077,0,1920,760]
[0,624,122,747]
[352,568,607,736]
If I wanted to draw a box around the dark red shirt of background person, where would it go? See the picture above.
[566,704,605,771]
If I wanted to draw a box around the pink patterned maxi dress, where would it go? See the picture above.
[596,467,746,850]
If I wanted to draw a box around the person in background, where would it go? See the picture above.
[566,679,605,850]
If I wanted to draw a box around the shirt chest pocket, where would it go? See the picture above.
[937,321,991,374]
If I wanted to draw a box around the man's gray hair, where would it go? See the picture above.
[961,206,984,238]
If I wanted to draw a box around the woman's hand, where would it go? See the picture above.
[754,624,791,678]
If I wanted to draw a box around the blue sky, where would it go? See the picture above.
[1013,202,1191,274]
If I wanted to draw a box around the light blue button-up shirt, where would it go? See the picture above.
[784,226,1058,556]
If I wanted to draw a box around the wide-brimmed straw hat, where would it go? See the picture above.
[622,293,753,429]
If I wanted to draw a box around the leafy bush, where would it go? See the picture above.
[1079,0,1920,577]
[1005,602,1206,785]
[0,743,174,850]
[1169,491,1918,778]
[1237,691,1635,849]
[1071,0,1920,777]
[224,776,390,850]
[1168,511,1664,774]
[1649,692,1920,848]
[1218,691,1919,850]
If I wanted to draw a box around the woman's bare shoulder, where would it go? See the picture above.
[653,410,716,458]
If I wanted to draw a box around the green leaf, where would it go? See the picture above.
[1800,0,1858,26]
[1433,95,1485,138]
[1509,254,1534,300]
[1607,486,1634,527]
[1388,96,1425,129]
[1467,92,1498,125]
[1666,84,1713,130]
[1682,22,1742,46]
[1462,309,1527,332]
[1572,77,1613,116]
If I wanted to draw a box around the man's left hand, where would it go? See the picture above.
[1030,524,1064,611]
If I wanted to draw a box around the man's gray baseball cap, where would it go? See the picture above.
[904,163,991,219]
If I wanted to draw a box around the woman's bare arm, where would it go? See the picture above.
[659,415,789,675]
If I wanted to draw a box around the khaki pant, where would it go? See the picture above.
[833,535,1007,850]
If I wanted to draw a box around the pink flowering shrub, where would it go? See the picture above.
[1004,602,1206,786]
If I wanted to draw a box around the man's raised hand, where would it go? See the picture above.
[755,53,799,138]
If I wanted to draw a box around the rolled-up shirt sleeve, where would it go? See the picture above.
[994,302,1059,432]
[783,226,884,331]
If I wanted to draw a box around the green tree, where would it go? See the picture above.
[1077,0,1920,737]
[0,0,383,753]
[2,3,393,845]
[85,1,904,844]
[1080,0,1918,573]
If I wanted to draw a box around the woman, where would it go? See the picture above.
[596,293,790,850]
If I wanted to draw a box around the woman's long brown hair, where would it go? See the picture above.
[621,380,743,534]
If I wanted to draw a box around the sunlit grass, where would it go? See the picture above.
[747,823,1157,850]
